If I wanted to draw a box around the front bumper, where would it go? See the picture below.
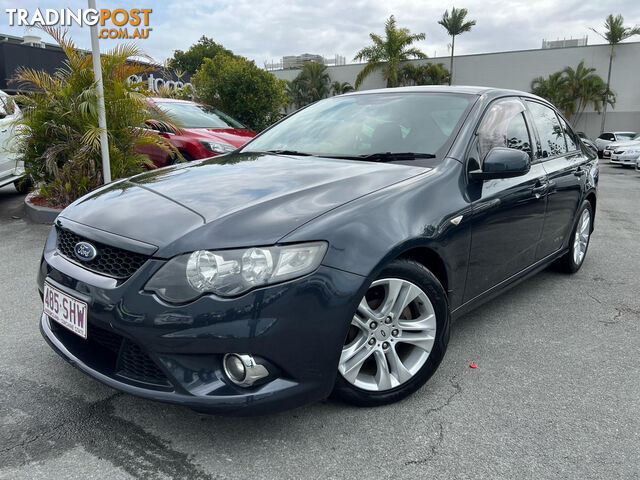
[38,226,367,414]
[610,154,639,166]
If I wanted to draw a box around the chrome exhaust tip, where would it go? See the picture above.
[223,353,269,387]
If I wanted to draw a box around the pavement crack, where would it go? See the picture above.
[586,292,602,304]
[600,304,640,325]
[422,375,462,416]
[402,375,461,467]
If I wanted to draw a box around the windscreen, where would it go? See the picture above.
[244,93,474,158]
[617,133,637,141]
[154,102,245,129]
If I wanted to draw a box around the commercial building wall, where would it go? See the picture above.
[274,42,640,139]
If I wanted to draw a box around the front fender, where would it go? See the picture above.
[280,158,472,310]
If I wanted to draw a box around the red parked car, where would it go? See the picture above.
[139,98,256,166]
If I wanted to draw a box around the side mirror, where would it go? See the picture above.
[469,147,531,182]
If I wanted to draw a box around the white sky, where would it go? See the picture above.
[0,0,638,66]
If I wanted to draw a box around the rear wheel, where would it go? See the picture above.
[555,201,593,273]
[332,259,449,407]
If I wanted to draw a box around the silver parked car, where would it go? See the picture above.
[610,144,640,167]
[595,131,637,158]
[606,135,640,166]
[0,90,28,193]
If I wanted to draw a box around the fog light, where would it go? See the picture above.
[223,353,269,387]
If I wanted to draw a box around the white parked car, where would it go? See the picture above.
[0,90,28,193]
[595,131,637,158]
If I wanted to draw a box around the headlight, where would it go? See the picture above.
[199,140,236,154]
[146,242,328,303]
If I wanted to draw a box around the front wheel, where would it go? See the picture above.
[555,201,593,273]
[14,177,33,194]
[332,259,450,407]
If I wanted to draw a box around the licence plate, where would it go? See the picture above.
[43,282,88,339]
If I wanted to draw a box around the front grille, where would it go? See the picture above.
[56,227,149,279]
[50,319,171,389]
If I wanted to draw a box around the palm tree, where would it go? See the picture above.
[12,27,175,206]
[438,7,476,85]
[400,63,451,86]
[298,62,331,101]
[288,62,330,108]
[531,71,570,113]
[331,81,354,96]
[590,14,640,132]
[354,15,426,88]
[562,61,614,122]
[531,63,615,124]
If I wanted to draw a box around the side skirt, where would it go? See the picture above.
[451,248,567,321]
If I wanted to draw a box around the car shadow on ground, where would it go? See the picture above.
[0,185,27,221]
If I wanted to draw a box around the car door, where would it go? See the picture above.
[463,97,548,302]
[525,101,586,258]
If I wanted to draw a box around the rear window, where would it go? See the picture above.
[526,101,567,158]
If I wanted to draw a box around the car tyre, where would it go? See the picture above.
[555,200,593,274]
[14,177,33,194]
[332,259,450,407]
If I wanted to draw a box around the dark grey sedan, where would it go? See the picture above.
[38,86,598,414]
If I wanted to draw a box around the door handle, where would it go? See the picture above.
[532,181,549,199]
[0,129,7,133]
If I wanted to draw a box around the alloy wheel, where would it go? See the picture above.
[338,278,436,391]
[572,209,591,266]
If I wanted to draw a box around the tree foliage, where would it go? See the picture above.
[399,63,451,86]
[286,62,331,108]
[168,36,234,74]
[192,54,287,131]
[438,7,476,85]
[354,15,427,88]
[331,81,354,96]
[589,14,640,131]
[531,61,615,123]
[13,27,174,206]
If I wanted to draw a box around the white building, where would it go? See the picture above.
[273,42,640,138]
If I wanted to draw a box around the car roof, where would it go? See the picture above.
[147,97,196,104]
[610,131,637,135]
[342,85,548,102]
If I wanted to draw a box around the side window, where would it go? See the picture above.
[477,98,532,161]
[600,133,614,141]
[526,101,567,158]
[558,116,579,151]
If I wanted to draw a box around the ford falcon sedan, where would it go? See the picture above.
[38,86,598,414]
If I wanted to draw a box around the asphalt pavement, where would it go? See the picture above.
[1,164,639,479]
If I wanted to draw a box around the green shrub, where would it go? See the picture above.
[192,55,287,131]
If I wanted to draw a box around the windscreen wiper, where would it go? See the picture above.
[261,149,314,156]
[323,152,436,162]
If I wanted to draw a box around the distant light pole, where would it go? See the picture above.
[88,0,111,184]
